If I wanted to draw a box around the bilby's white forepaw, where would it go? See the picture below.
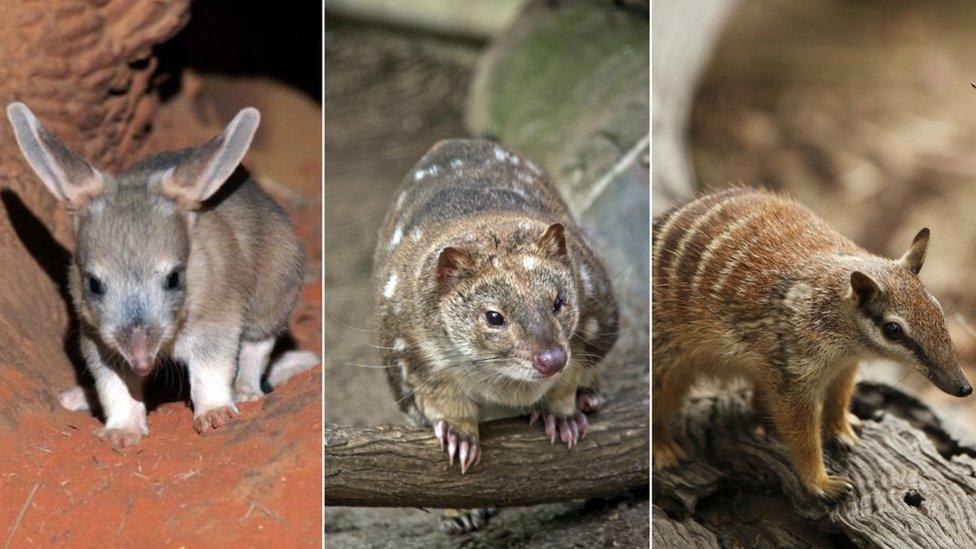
[59,386,91,412]
[265,350,320,388]
[193,404,239,433]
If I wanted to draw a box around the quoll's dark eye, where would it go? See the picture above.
[883,322,905,341]
[86,274,105,296]
[164,269,182,291]
[554,296,565,314]
[485,311,506,327]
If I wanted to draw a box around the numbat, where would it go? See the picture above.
[7,103,317,449]
[652,187,971,500]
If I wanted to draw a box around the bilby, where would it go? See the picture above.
[7,102,318,448]
[652,187,971,500]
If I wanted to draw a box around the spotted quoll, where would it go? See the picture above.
[372,139,618,533]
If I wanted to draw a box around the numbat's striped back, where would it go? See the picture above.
[652,188,861,324]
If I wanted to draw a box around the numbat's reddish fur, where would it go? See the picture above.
[652,187,971,500]
[374,139,618,473]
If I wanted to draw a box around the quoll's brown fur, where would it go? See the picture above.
[373,139,618,477]
[652,188,971,500]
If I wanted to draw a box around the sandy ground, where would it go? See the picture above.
[323,23,648,548]
[0,76,323,546]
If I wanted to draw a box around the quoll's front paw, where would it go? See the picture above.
[193,404,239,433]
[529,410,588,448]
[576,388,604,413]
[433,420,480,474]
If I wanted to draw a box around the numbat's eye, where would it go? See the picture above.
[485,311,506,327]
[883,322,905,341]
[164,269,182,291]
[86,274,105,297]
[553,296,565,314]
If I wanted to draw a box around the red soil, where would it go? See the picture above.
[0,78,322,547]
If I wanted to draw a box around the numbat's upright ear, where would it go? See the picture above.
[536,223,567,259]
[850,271,881,305]
[898,228,930,276]
[160,107,260,210]
[6,102,106,209]
[437,247,474,294]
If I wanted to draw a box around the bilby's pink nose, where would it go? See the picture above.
[126,327,153,376]
[533,347,567,377]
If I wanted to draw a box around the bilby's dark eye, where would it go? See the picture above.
[485,311,505,327]
[883,322,904,341]
[554,295,565,314]
[164,269,182,291]
[86,274,105,297]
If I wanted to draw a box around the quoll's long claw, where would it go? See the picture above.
[434,420,447,450]
[459,440,470,473]
[448,433,458,466]
[576,411,589,439]
[544,413,557,444]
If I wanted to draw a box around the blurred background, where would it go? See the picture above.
[0,1,321,545]
[657,0,976,435]
[324,0,648,546]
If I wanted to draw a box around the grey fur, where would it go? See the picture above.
[7,102,309,446]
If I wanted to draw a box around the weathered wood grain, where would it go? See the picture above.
[653,383,976,548]
[324,392,649,507]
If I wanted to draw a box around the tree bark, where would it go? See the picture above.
[324,392,649,507]
[653,383,976,548]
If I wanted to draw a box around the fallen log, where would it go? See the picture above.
[324,392,649,507]
[653,382,976,548]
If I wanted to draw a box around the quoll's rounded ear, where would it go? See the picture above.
[850,271,881,304]
[6,102,106,209]
[160,107,260,210]
[898,227,930,276]
[536,223,567,259]
[437,247,473,294]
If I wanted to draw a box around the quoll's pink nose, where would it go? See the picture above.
[533,347,567,377]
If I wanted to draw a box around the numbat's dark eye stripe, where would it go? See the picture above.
[485,311,505,326]
[883,322,904,341]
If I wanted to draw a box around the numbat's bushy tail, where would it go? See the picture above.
[652,187,970,500]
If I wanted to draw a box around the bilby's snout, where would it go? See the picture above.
[116,325,156,376]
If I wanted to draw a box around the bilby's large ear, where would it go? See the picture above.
[436,247,474,294]
[160,107,260,209]
[7,102,105,208]
[898,228,929,276]
[850,271,881,305]
[536,223,567,259]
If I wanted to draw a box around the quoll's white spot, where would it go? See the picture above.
[414,170,425,181]
[585,318,599,340]
[393,338,407,352]
[580,264,593,296]
[396,193,407,209]
[450,159,463,169]
[397,359,408,381]
[383,273,399,298]
[410,228,423,242]
[389,225,403,249]
[522,256,538,270]
[494,146,506,161]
